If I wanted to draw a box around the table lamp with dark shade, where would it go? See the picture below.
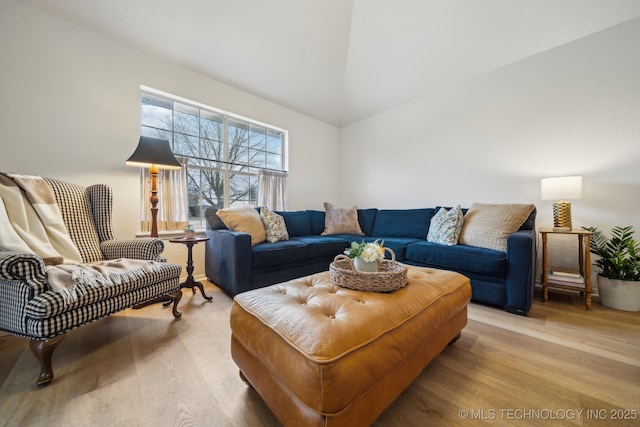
[126,136,182,237]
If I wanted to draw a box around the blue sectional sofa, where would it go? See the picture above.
[204,206,537,315]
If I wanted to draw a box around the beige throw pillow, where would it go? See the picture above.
[321,202,364,236]
[216,205,266,245]
[459,203,534,252]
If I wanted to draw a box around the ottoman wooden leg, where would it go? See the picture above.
[448,332,462,344]
[239,370,253,387]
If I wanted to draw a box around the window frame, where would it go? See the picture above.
[140,86,288,229]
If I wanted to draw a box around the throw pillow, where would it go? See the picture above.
[427,205,464,245]
[321,202,364,236]
[260,206,289,243]
[459,203,535,252]
[204,207,227,230]
[216,205,266,245]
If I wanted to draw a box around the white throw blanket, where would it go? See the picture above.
[0,173,82,265]
[0,173,161,303]
[46,258,162,303]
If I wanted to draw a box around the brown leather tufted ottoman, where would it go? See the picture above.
[230,266,471,426]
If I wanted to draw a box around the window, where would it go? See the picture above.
[140,87,287,228]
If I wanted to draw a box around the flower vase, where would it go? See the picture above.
[354,256,378,272]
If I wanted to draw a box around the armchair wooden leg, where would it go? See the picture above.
[29,334,66,388]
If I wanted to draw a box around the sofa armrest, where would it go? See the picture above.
[204,229,252,295]
[0,251,49,294]
[504,229,537,315]
[100,238,166,262]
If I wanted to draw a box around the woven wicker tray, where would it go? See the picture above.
[329,248,408,292]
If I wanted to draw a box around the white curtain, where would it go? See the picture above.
[139,156,189,233]
[257,169,288,211]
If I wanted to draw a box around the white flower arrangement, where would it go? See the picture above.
[344,239,385,263]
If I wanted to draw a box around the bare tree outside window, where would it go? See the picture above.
[140,90,286,228]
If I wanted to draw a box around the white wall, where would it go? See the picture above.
[0,0,340,276]
[2,1,640,287]
[340,17,640,276]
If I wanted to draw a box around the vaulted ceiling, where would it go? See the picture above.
[19,0,640,126]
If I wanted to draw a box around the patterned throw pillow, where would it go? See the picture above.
[260,206,289,243]
[427,205,464,245]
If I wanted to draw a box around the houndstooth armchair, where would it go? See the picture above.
[0,176,182,387]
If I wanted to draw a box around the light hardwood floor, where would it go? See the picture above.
[1,281,639,427]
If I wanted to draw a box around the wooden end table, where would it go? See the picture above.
[540,228,592,310]
[169,236,213,301]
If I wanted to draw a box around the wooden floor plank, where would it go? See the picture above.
[1,282,638,426]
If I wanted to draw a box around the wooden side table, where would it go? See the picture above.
[169,236,213,301]
[540,228,592,310]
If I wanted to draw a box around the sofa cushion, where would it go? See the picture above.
[278,211,311,237]
[321,203,364,236]
[307,210,325,235]
[328,236,419,262]
[205,207,228,230]
[459,203,535,252]
[377,237,421,261]
[371,209,434,239]
[405,241,506,277]
[357,208,378,236]
[291,235,349,258]
[427,206,464,246]
[25,260,182,318]
[252,240,308,268]
[520,208,537,231]
[216,205,266,245]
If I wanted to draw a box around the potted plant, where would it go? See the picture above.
[344,239,385,272]
[184,224,196,239]
[583,225,640,311]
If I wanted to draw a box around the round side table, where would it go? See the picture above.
[169,236,213,301]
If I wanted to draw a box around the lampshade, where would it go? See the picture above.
[540,176,582,201]
[126,136,182,237]
[126,136,182,170]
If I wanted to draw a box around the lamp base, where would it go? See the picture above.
[552,201,572,230]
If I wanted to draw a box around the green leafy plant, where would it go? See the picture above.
[583,225,640,281]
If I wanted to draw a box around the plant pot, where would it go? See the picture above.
[596,275,640,312]
[184,230,195,239]
[354,256,378,272]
